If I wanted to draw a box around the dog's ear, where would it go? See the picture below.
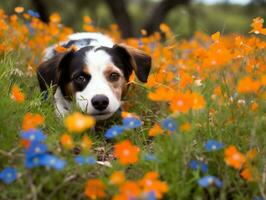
[113,44,152,83]
[37,49,75,92]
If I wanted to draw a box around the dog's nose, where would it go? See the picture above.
[91,95,109,111]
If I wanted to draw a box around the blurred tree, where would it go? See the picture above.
[142,0,191,35]
[31,0,191,38]
[250,0,266,6]
[105,0,192,37]
[105,0,134,38]
[31,0,49,22]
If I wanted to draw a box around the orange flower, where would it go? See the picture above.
[179,71,193,88]
[54,45,68,53]
[141,29,147,36]
[20,139,31,149]
[112,193,129,200]
[80,135,93,150]
[214,86,222,96]
[240,167,253,182]
[14,7,24,14]
[119,181,141,198]
[64,112,95,133]
[84,179,106,200]
[191,92,205,110]
[22,113,44,131]
[148,87,174,102]
[202,42,232,69]
[83,16,92,24]
[240,149,258,182]
[211,31,221,42]
[250,17,266,35]
[110,171,125,186]
[114,140,140,165]
[60,134,74,149]
[83,24,95,32]
[49,12,61,23]
[23,13,30,19]
[159,23,170,33]
[11,84,25,103]
[261,75,266,86]
[237,76,260,94]
[250,102,258,111]
[170,92,192,113]
[235,36,244,46]
[129,73,135,83]
[55,44,77,53]
[148,124,163,137]
[246,148,257,160]
[139,171,168,199]
[224,145,246,169]
[121,111,140,119]
[180,122,191,133]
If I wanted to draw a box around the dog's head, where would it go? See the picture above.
[37,44,151,120]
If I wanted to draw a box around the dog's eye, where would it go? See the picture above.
[75,75,87,83]
[109,72,120,82]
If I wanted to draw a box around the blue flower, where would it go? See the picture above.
[149,43,156,51]
[27,10,40,18]
[21,129,46,142]
[24,142,65,170]
[25,154,42,169]
[0,167,17,184]
[204,140,223,152]
[144,153,157,161]
[105,126,124,139]
[39,154,65,170]
[161,118,177,132]
[26,22,35,36]
[74,155,85,165]
[85,156,96,165]
[188,160,208,173]
[138,40,143,48]
[25,142,47,158]
[198,176,222,188]
[74,156,96,165]
[122,117,142,129]
[147,191,156,200]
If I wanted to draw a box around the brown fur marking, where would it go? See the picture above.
[104,65,127,100]
[64,82,75,100]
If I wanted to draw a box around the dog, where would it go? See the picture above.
[37,33,151,120]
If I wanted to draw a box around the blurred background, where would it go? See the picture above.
[1,0,266,38]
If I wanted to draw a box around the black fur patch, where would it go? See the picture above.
[37,46,95,98]
[58,46,94,96]
[95,45,151,82]
[95,46,134,81]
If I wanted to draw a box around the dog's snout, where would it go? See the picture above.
[91,95,109,111]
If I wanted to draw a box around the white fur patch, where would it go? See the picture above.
[75,49,121,120]
[54,88,71,117]
[68,33,114,48]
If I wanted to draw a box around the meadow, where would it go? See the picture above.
[0,7,266,200]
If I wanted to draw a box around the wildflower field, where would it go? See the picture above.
[0,7,266,200]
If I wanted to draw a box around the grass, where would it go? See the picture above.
[1,49,265,199]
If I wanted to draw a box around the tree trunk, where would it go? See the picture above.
[142,0,191,35]
[105,0,134,38]
[31,0,50,23]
